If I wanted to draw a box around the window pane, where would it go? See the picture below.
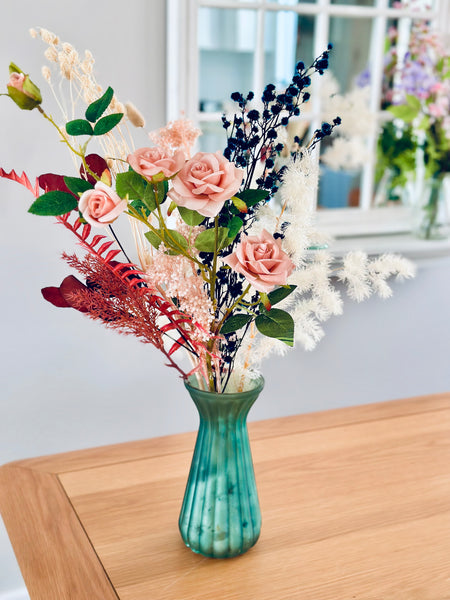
[328,17,372,94]
[318,166,363,208]
[264,11,315,88]
[198,8,256,113]
[197,121,227,153]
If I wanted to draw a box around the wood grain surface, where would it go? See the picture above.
[1,392,450,600]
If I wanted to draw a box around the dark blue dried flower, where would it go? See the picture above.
[247,109,260,121]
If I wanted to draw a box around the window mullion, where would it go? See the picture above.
[360,0,388,211]
[253,3,266,101]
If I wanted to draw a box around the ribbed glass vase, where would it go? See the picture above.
[179,376,264,558]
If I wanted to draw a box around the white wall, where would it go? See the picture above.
[1,2,450,598]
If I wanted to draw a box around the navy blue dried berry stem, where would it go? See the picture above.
[209,46,342,390]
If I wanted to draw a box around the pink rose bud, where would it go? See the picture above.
[8,72,26,91]
[169,151,244,218]
[6,63,42,110]
[78,182,127,228]
[127,147,185,181]
[223,229,295,293]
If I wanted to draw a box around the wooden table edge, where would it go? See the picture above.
[0,464,118,600]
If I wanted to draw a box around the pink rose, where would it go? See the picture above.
[223,229,295,293]
[8,72,27,93]
[78,182,127,228]
[127,147,185,181]
[169,151,243,217]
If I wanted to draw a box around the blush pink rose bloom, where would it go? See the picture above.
[127,147,185,180]
[78,182,127,228]
[169,151,243,217]
[223,229,295,293]
[8,72,28,93]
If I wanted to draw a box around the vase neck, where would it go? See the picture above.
[184,377,264,422]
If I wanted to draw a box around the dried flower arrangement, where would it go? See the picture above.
[1,28,415,394]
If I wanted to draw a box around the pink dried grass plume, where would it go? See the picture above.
[149,119,202,159]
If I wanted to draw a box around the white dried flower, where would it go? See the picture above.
[41,66,51,82]
[29,28,38,39]
[39,28,59,45]
[125,102,145,128]
[44,46,58,63]
[338,251,372,302]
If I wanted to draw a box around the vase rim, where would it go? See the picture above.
[184,373,264,396]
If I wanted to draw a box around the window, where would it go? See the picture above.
[167,0,449,238]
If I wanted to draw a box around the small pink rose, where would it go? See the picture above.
[127,147,185,181]
[169,151,243,218]
[223,229,295,293]
[8,72,27,93]
[78,182,127,228]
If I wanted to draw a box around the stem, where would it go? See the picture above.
[37,106,99,183]
[108,225,132,263]
[215,284,252,334]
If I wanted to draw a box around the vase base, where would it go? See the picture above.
[182,537,259,559]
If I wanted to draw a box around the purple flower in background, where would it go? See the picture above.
[356,68,371,88]
[394,58,438,102]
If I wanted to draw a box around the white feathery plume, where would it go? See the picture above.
[278,152,320,264]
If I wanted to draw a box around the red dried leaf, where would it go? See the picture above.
[80,154,112,186]
[104,249,121,263]
[90,235,105,248]
[97,241,114,256]
[38,173,76,197]
[41,286,71,308]
[0,168,39,197]
[81,224,91,241]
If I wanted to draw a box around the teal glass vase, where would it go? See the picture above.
[179,376,264,558]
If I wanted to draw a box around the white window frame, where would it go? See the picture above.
[167,0,449,241]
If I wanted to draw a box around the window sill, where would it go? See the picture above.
[316,206,450,261]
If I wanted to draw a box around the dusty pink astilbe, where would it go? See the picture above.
[145,252,213,341]
[148,119,202,159]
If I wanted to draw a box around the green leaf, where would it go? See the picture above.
[130,199,151,217]
[194,227,231,252]
[178,206,205,226]
[63,177,93,196]
[144,229,188,255]
[220,313,253,335]
[66,119,94,136]
[28,190,78,216]
[93,113,123,136]
[387,104,419,123]
[405,94,421,112]
[255,308,294,346]
[268,285,297,306]
[227,215,243,239]
[231,196,248,213]
[116,170,147,200]
[235,188,270,206]
[156,180,169,203]
[142,184,157,212]
[85,86,114,122]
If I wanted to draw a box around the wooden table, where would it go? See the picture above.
[1,393,450,600]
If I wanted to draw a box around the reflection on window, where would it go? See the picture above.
[191,0,446,215]
[198,8,256,114]
[328,17,372,94]
[264,11,315,90]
